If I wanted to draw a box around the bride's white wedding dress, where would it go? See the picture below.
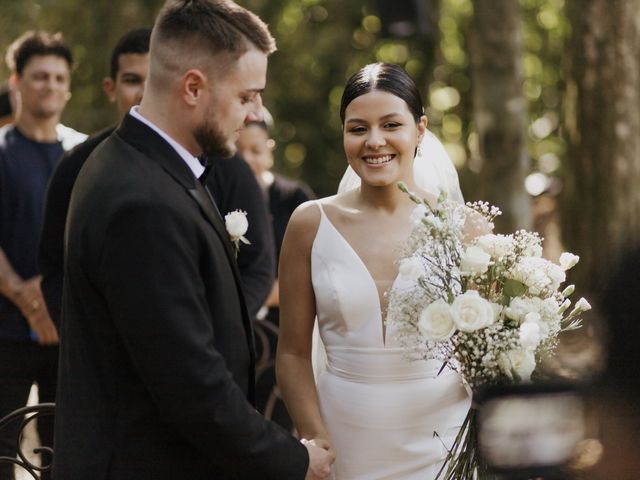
[312,202,471,480]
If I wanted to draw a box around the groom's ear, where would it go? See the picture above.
[181,69,207,107]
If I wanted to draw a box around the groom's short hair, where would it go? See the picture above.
[148,0,275,89]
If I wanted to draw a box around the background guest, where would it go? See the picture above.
[39,27,151,326]
[0,30,84,480]
[237,116,315,428]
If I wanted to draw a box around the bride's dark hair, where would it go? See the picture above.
[339,63,424,124]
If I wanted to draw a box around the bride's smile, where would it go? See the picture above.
[362,153,396,166]
[342,89,426,188]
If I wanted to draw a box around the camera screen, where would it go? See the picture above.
[478,392,585,471]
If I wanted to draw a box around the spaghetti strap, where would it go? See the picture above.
[315,200,327,218]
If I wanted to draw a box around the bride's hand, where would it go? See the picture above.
[303,440,334,479]
[305,437,336,463]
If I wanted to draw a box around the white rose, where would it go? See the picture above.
[509,257,565,295]
[398,257,424,282]
[451,290,495,332]
[524,311,541,324]
[475,234,515,258]
[224,210,249,238]
[539,297,559,318]
[417,299,456,341]
[498,349,537,382]
[519,317,542,350]
[504,297,540,323]
[545,263,566,292]
[523,243,543,258]
[410,204,428,226]
[459,246,491,276]
[559,252,580,271]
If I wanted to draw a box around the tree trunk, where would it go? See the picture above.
[415,0,441,87]
[563,0,640,292]
[468,0,531,233]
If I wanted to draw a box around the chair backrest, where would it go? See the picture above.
[0,403,55,479]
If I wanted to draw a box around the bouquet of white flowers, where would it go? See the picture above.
[386,183,591,479]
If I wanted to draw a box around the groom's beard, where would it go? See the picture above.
[194,116,234,160]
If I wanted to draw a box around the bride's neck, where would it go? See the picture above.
[359,182,415,213]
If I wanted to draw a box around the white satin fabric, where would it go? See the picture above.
[312,202,471,479]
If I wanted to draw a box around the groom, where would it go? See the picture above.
[53,1,332,479]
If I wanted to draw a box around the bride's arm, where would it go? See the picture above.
[276,202,334,455]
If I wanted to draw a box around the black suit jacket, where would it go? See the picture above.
[53,114,308,479]
[40,129,274,326]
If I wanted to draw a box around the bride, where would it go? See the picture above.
[276,63,471,479]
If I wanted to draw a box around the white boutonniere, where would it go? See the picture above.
[224,210,250,257]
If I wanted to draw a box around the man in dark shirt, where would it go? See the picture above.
[39,28,152,327]
[0,31,84,480]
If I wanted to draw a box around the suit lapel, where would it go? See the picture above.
[188,182,238,269]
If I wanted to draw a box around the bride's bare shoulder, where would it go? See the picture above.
[288,199,321,230]
[289,190,357,229]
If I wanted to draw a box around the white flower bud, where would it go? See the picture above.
[573,297,592,314]
[559,252,580,271]
[559,299,571,314]
[520,320,542,350]
[562,284,575,297]
[498,349,536,382]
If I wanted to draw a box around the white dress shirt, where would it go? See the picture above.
[129,106,205,179]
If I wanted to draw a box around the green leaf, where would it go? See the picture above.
[503,279,527,298]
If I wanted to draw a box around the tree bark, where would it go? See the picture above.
[468,0,531,233]
[563,0,640,292]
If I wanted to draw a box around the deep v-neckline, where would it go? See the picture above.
[318,206,398,346]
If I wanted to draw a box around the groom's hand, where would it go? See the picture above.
[303,440,334,479]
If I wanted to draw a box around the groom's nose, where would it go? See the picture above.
[245,94,263,123]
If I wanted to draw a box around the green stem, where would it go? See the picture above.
[435,407,495,480]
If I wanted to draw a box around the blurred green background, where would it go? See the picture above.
[0,0,566,197]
